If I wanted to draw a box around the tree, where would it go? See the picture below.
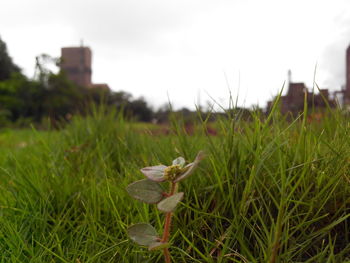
[43,72,85,120]
[127,97,153,122]
[0,73,46,122]
[0,36,21,81]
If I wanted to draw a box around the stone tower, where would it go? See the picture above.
[60,46,92,87]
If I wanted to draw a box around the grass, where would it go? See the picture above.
[0,106,349,262]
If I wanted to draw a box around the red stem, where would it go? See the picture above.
[163,247,171,263]
[161,182,177,263]
[161,211,173,242]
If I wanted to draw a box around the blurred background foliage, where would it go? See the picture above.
[0,36,160,126]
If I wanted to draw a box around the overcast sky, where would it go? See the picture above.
[1,0,350,110]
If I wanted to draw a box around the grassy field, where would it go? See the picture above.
[0,107,349,262]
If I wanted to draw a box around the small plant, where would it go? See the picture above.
[126,151,205,263]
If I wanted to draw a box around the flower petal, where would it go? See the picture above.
[174,151,205,183]
[172,157,185,168]
[140,165,167,182]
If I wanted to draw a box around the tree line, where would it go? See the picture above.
[0,36,260,128]
[0,36,160,127]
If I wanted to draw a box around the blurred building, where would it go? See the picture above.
[60,46,109,89]
[282,82,334,114]
[344,45,350,104]
[268,43,350,113]
[267,71,335,114]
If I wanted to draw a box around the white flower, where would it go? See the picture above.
[140,151,204,183]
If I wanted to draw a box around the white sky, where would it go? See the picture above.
[1,0,350,110]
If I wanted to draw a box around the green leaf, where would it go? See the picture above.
[140,165,167,182]
[126,179,164,204]
[172,157,185,168]
[127,223,159,246]
[174,151,205,183]
[157,192,184,212]
[148,242,170,251]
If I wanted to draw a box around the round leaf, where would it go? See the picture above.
[127,223,159,246]
[140,165,167,182]
[157,192,184,212]
[127,179,164,204]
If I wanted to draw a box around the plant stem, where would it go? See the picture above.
[161,182,177,263]
[163,248,171,263]
[162,210,173,243]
